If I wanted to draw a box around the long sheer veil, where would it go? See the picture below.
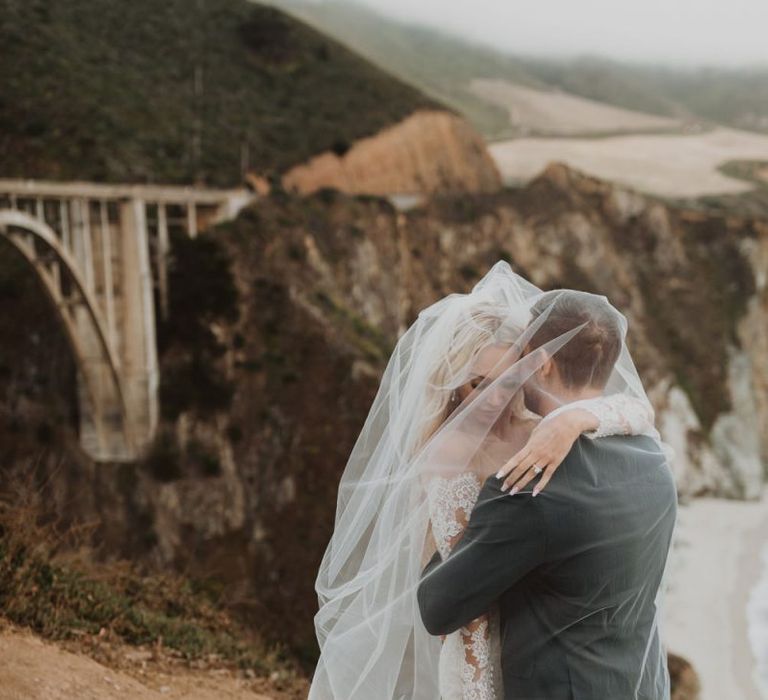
[309,261,673,699]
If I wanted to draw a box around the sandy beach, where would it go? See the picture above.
[489,127,768,197]
[664,493,768,700]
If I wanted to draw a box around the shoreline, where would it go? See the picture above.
[748,542,768,695]
[735,504,768,700]
[664,492,768,700]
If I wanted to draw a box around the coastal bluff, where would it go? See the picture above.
[3,163,765,660]
[281,109,502,196]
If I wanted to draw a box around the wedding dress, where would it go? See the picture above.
[310,262,668,700]
[426,394,655,700]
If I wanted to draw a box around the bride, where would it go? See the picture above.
[309,262,658,699]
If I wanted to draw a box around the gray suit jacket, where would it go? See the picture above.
[418,434,677,700]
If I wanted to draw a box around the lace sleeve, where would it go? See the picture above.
[427,474,497,699]
[427,473,481,558]
[575,394,656,439]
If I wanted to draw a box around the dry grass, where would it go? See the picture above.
[0,487,296,681]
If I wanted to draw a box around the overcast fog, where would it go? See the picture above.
[348,0,768,67]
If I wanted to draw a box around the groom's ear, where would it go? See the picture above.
[536,349,555,380]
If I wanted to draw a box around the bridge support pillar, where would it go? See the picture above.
[118,198,159,455]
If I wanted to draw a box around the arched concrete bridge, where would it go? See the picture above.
[0,180,254,462]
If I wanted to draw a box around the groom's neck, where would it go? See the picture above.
[538,385,603,416]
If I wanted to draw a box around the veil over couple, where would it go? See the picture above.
[309,262,678,700]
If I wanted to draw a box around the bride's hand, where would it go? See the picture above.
[495,408,599,496]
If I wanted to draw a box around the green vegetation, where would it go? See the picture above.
[158,231,239,420]
[314,290,391,362]
[668,160,768,219]
[270,0,768,138]
[0,0,438,186]
[267,0,542,138]
[0,497,285,673]
[717,160,768,190]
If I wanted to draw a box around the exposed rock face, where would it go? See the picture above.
[280,110,502,196]
[2,163,767,658]
[709,349,763,498]
[128,169,768,647]
[655,384,727,498]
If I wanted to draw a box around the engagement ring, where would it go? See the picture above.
[532,465,543,475]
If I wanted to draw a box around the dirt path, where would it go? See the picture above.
[0,627,304,700]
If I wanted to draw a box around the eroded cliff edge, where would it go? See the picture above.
[280,109,502,195]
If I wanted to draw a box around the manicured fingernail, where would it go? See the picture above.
[509,487,518,496]
[500,482,509,492]
[532,488,540,498]
[496,471,504,479]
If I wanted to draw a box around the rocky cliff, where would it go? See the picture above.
[1,164,766,661]
[232,162,768,502]
[281,110,502,195]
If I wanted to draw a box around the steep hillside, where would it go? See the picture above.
[269,0,768,138]
[0,0,440,186]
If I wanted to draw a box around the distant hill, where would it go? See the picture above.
[268,0,768,139]
[518,57,768,135]
[0,0,439,186]
[263,0,544,138]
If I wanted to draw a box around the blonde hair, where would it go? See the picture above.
[417,302,523,451]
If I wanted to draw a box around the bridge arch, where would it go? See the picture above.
[0,179,254,461]
[0,209,135,459]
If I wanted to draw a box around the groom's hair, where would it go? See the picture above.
[527,290,623,390]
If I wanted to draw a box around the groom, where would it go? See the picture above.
[418,290,677,699]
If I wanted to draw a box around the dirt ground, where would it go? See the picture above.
[0,626,309,700]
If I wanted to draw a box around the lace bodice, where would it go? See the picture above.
[428,472,496,700]
[425,393,655,699]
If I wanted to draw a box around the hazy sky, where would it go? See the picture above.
[353,0,768,67]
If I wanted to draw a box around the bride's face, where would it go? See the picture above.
[456,343,518,415]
